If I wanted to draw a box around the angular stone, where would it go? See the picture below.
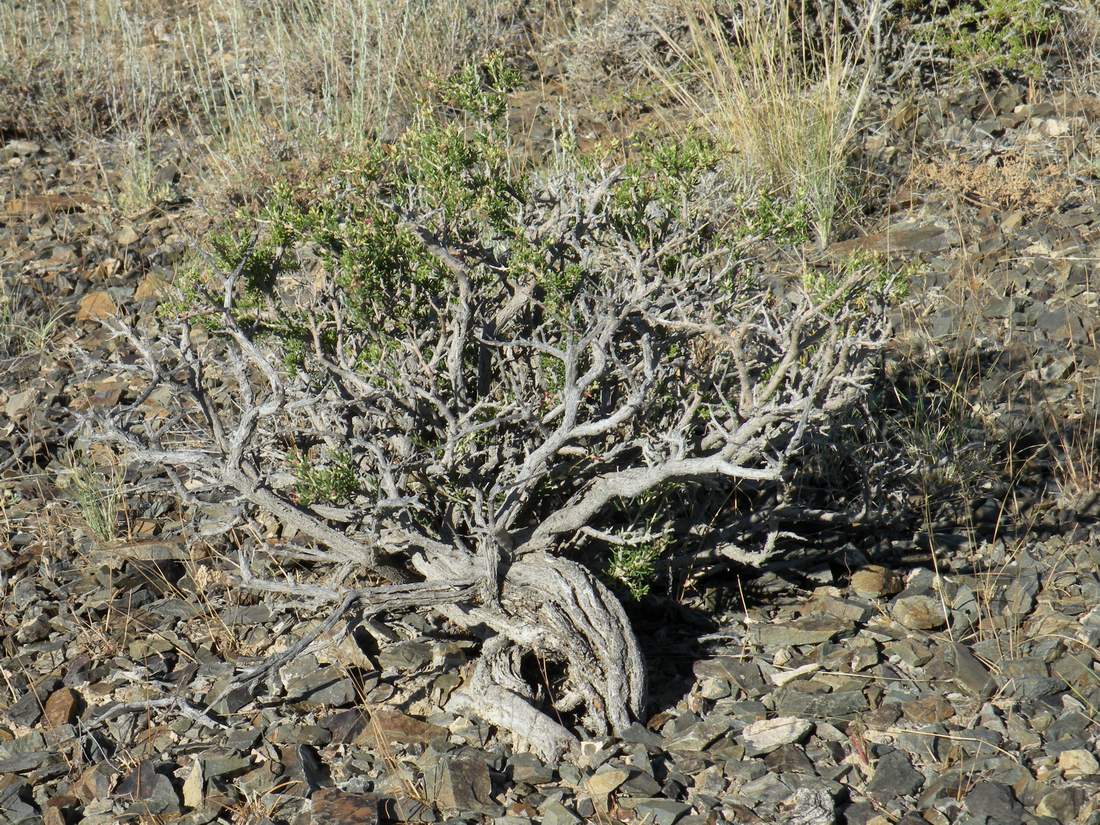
[218,604,270,626]
[623,798,692,825]
[134,271,170,302]
[774,687,867,719]
[2,140,40,157]
[279,744,331,797]
[665,716,732,751]
[43,688,81,729]
[587,766,629,800]
[753,615,853,647]
[0,752,50,773]
[692,658,765,696]
[182,759,204,809]
[892,595,945,630]
[205,678,254,715]
[763,744,815,774]
[540,800,580,825]
[73,764,115,802]
[116,225,141,246]
[1007,675,1064,700]
[1036,786,1087,821]
[900,696,954,725]
[865,750,923,800]
[378,641,433,671]
[76,291,118,323]
[201,752,252,781]
[948,645,990,699]
[0,779,38,822]
[285,666,356,707]
[430,752,496,814]
[824,224,949,263]
[6,677,61,727]
[964,781,1024,825]
[115,760,179,814]
[740,772,792,808]
[620,768,662,797]
[357,708,447,747]
[311,788,380,824]
[1059,748,1100,779]
[850,566,904,598]
[741,717,813,756]
[510,753,554,785]
[269,724,332,746]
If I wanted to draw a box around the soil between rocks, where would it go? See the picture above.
[3,59,1100,825]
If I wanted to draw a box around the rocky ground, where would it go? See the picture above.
[4,18,1100,825]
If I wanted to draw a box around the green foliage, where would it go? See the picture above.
[803,250,916,311]
[293,450,359,506]
[736,191,812,245]
[606,539,667,600]
[920,0,1058,80]
[177,58,886,544]
[611,135,719,239]
[438,52,521,122]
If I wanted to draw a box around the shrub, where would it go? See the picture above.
[90,59,890,761]
[912,0,1059,81]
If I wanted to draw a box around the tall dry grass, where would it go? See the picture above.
[0,0,518,184]
[650,0,883,246]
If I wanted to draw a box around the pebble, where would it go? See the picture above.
[1058,748,1099,779]
[741,717,813,755]
[892,595,946,630]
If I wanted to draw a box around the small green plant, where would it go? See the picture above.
[802,250,915,309]
[66,453,122,544]
[607,539,667,600]
[919,0,1058,81]
[293,450,359,506]
[736,190,813,245]
[0,276,66,355]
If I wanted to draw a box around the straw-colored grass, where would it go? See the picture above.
[650,0,882,246]
[1,0,519,184]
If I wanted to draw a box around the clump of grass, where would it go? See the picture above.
[0,275,67,357]
[65,452,123,544]
[649,0,882,246]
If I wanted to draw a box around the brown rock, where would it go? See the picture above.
[74,764,115,802]
[43,795,79,825]
[76,291,117,322]
[823,223,948,259]
[356,708,448,747]
[134,272,170,302]
[901,695,955,725]
[3,193,92,215]
[312,788,380,824]
[43,688,81,728]
[850,566,904,599]
[182,758,203,809]
[431,753,494,813]
[892,595,946,630]
[116,225,141,246]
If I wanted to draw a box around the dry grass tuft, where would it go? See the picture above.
[62,450,123,545]
[649,0,882,246]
